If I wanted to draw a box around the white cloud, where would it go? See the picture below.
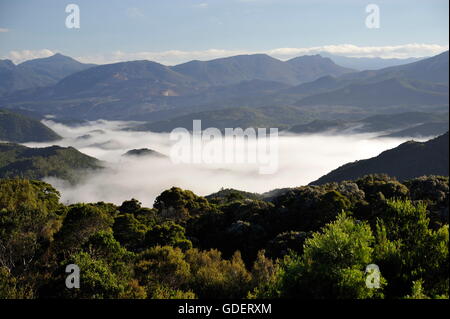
[0,28,9,33]
[3,43,448,65]
[126,7,144,18]
[76,48,247,65]
[194,2,209,8]
[267,43,450,60]
[25,120,414,207]
[3,49,55,63]
[75,43,448,65]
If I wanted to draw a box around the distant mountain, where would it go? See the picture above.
[283,75,344,96]
[0,143,102,184]
[359,112,448,132]
[133,105,310,132]
[18,53,95,82]
[0,109,61,142]
[0,51,447,123]
[0,54,95,96]
[297,77,448,108]
[290,51,449,101]
[310,132,449,185]
[53,60,199,98]
[373,51,449,84]
[173,54,354,86]
[286,54,354,82]
[320,52,424,70]
[289,119,348,134]
[0,59,54,96]
[289,111,449,137]
[379,122,449,138]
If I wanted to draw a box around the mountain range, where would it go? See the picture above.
[289,111,449,137]
[319,53,424,70]
[0,51,448,135]
[0,54,94,96]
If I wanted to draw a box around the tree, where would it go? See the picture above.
[279,213,382,299]
[113,213,148,251]
[154,187,215,222]
[184,248,251,299]
[145,221,192,250]
[135,246,191,296]
[0,179,61,275]
[55,204,115,253]
[374,200,449,298]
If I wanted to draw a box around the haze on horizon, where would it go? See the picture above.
[0,0,448,64]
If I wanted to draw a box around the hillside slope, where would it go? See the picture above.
[310,132,449,184]
[0,143,102,183]
[18,53,95,82]
[0,109,61,142]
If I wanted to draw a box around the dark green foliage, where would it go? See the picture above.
[266,231,310,259]
[0,109,61,142]
[113,214,148,251]
[122,148,166,158]
[206,188,263,205]
[55,203,115,252]
[154,187,216,222]
[373,200,449,298]
[0,175,448,299]
[145,221,192,250]
[0,143,102,184]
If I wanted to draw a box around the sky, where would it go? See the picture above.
[0,0,448,65]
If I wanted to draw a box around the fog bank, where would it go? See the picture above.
[24,120,415,207]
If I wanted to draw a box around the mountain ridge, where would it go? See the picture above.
[310,132,449,185]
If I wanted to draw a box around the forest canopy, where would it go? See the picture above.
[0,174,448,299]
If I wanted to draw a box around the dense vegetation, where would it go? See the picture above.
[0,174,447,299]
[0,143,102,184]
[0,109,61,143]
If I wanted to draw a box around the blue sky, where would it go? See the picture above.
[0,0,448,64]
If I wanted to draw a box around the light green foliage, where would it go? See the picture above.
[374,200,449,297]
[279,213,382,299]
[0,176,447,299]
[185,249,252,299]
[135,246,191,295]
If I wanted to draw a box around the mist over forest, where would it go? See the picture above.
[22,119,413,206]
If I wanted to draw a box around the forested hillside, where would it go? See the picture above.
[0,143,102,184]
[0,109,61,142]
[1,175,448,299]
